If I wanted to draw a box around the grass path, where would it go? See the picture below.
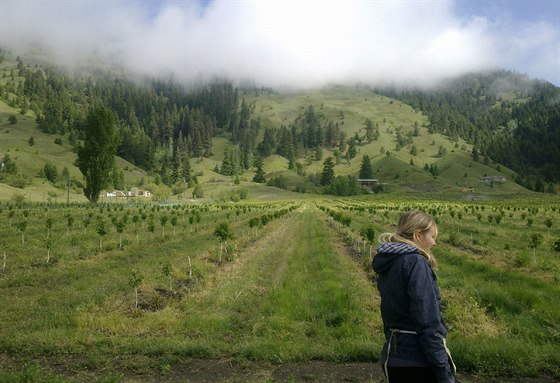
[177,205,382,361]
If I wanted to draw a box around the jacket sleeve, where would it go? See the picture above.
[406,256,455,383]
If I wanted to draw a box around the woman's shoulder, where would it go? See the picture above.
[377,242,418,255]
[400,251,431,270]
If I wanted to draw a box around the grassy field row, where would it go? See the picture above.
[325,199,560,285]
[0,203,382,382]
[318,200,560,378]
[2,200,560,381]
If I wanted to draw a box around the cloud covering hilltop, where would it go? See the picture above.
[1,0,558,88]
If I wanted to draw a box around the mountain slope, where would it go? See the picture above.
[0,51,545,201]
[243,86,524,195]
[0,99,149,202]
[374,70,560,189]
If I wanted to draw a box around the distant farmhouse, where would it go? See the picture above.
[106,191,126,198]
[106,188,151,198]
[357,178,379,187]
[479,175,506,183]
[358,178,382,193]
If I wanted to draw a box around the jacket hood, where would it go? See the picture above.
[373,242,419,274]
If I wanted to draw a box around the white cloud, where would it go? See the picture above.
[0,0,557,88]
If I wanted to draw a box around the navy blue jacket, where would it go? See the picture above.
[373,242,455,383]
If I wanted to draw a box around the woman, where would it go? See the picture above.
[373,210,456,383]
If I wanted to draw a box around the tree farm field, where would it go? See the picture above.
[0,198,560,383]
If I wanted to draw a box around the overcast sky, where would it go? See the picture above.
[1,0,558,88]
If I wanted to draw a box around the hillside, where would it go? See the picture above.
[242,86,527,197]
[0,98,151,203]
[0,52,545,202]
[375,71,560,190]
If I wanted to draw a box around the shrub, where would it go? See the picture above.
[192,184,204,199]
[8,174,31,188]
[360,225,376,243]
[11,193,26,208]
[267,176,289,190]
[513,253,530,268]
[248,217,260,228]
[42,162,58,183]
[552,239,560,252]
[448,231,461,246]
[239,188,248,200]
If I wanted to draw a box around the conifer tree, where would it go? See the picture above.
[359,155,373,179]
[347,141,357,159]
[220,149,234,176]
[364,118,374,142]
[253,157,266,183]
[472,147,480,162]
[321,157,335,186]
[183,156,192,184]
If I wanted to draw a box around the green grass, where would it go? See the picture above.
[1,198,560,381]
[68,207,380,362]
[439,250,560,377]
[318,198,560,378]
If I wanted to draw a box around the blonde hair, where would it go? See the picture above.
[378,210,438,270]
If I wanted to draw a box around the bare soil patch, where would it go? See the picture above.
[126,359,384,383]
[116,358,558,383]
[2,352,558,383]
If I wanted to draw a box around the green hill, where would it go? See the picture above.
[242,86,524,197]
[0,83,528,202]
[0,52,536,202]
[0,99,149,203]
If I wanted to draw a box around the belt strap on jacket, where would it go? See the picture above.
[444,338,457,375]
[382,329,457,383]
[384,329,418,383]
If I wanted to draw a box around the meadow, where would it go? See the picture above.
[1,196,559,383]
[1,56,559,381]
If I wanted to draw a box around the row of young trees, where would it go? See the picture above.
[0,200,297,275]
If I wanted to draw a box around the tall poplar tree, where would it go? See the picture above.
[77,106,118,203]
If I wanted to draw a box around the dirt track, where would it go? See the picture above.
[116,358,557,383]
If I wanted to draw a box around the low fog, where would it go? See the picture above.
[1,0,558,88]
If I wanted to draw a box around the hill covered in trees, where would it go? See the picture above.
[375,71,560,191]
[0,49,558,200]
